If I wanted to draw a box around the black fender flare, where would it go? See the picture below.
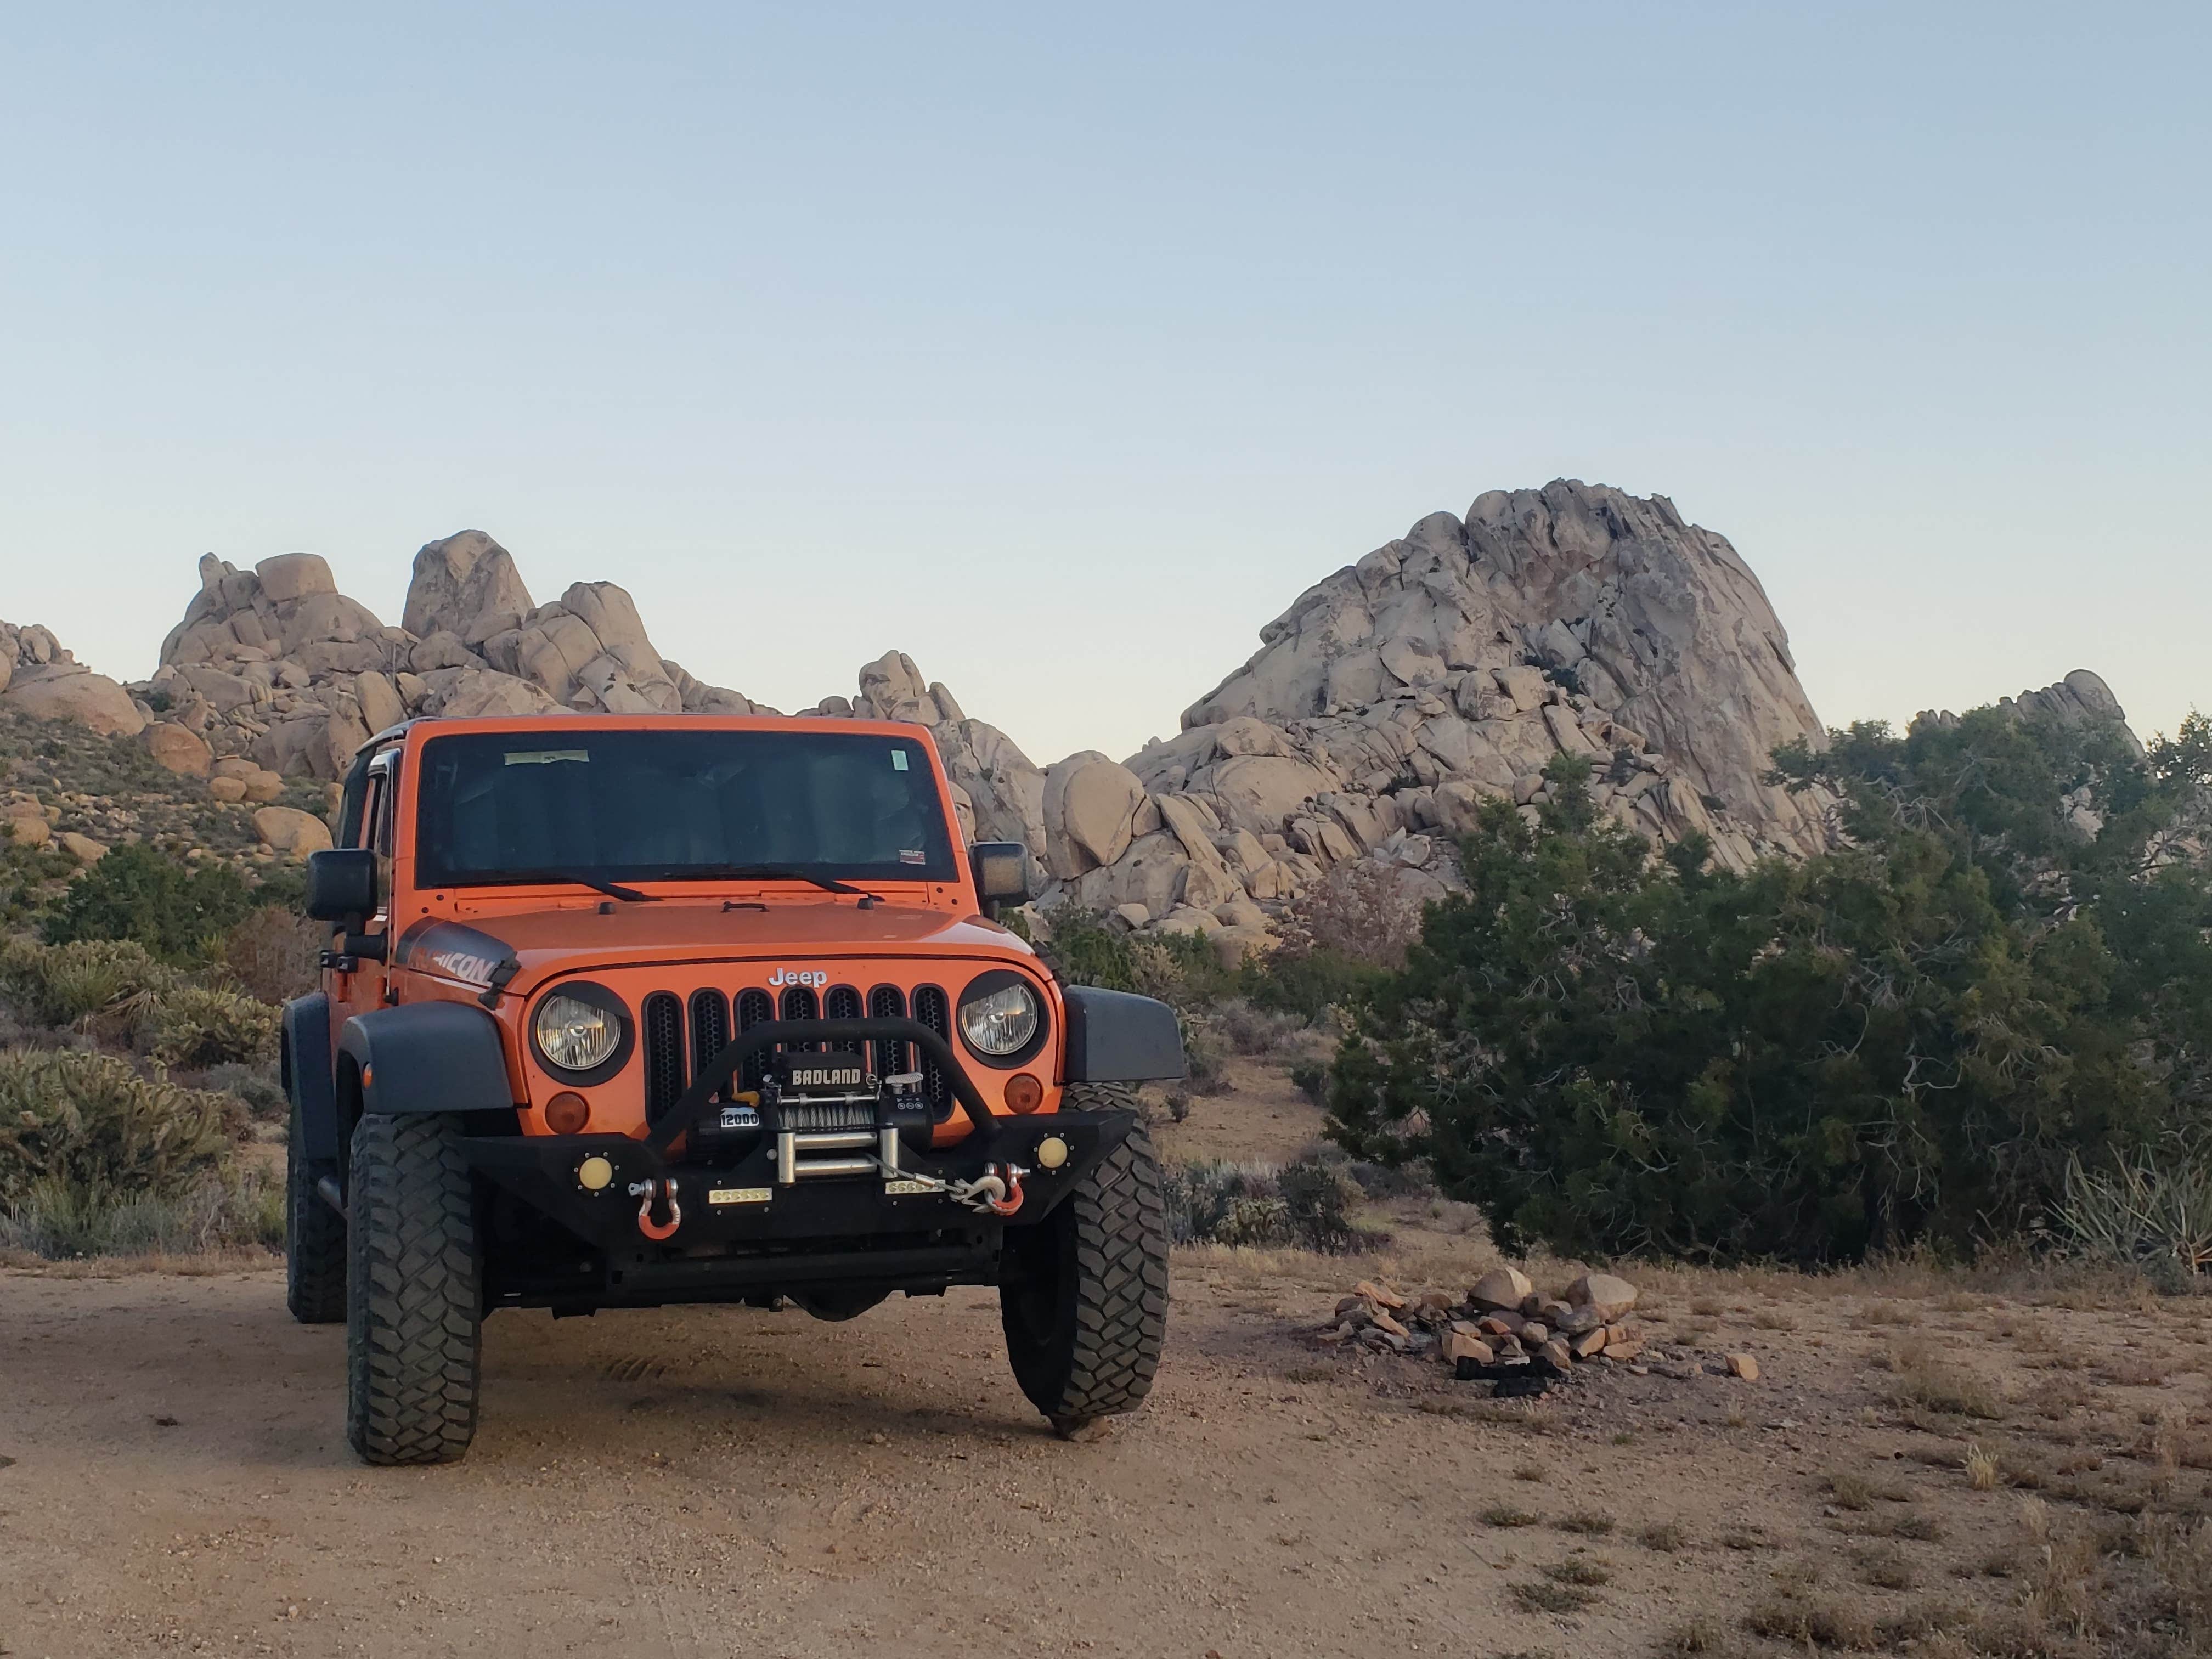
[337,1001,518,1117]
[1061,986,1187,1083]
[282,993,341,1162]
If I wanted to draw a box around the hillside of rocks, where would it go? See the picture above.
[0,479,2151,940]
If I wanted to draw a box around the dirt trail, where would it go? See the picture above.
[0,1257,1859,1659]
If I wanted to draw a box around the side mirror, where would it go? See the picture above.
[305,847,378,924]
[968,842,1030,918]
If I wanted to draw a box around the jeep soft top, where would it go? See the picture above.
[282,714,1180,1465]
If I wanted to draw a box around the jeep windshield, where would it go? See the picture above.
[411,727,960,890]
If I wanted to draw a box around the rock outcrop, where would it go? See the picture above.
[138,534,764,778]
[1,620,146,738]
[16,479,2009,939]
[1029,481,1843,940]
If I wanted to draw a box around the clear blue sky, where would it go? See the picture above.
[3,3,2205,765]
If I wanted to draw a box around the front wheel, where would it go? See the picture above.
[999,1113,1169,1437]
[345,1114,481,1466]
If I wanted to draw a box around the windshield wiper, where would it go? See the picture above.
[501,869,659,903]
[692,865,876,898]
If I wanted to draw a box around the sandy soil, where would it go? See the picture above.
[4,1082,2208,1658]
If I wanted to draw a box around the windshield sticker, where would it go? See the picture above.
[900,848,927,865]
[504,749,590,766]
[891,750,909,771]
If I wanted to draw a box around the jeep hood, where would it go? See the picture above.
[403,899,1035,995]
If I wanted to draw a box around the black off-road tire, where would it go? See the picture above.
[345,1114,481,1466]
[285,1095,347,1324]
[1000,1102,1169,1437]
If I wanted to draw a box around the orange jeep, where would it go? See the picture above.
[282,714,1181,1465]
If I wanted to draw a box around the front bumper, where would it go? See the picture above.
[467,1108,1132,1251]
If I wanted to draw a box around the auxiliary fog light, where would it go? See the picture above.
[1035,1135,1070,1171]
[576,1154,616,1192]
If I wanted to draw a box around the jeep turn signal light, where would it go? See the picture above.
[545,1091,591,1135]
[1005,1073,1043,1113]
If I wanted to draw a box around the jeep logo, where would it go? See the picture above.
[766,969,828,988]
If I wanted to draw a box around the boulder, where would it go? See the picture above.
[252,552,338,605]
[1042,753,1148,879]
[2,664,148,737]
[252,806,333,857]
[352,671,406,736]
[1469,1267,1534,1312]
[208,775,247,803]
[1566,1272,1639,1322]
[142,721,213,776]
[59,831,108,864]
[403,530,536,645]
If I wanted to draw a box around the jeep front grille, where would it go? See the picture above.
[642,992,685,1124]
[825,984,863,1053]
[912,984,952,1120]
[630,978,960,1129]
[868,984,907,1084]
[689,989,729,1103]
[734,988,774,1091]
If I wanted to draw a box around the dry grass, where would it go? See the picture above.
[1554,1511,1615,1536]
[1510,1577,1595,1614]
[1965,1443,2001,1491]
[1638,1522,1688,1552]
[1887,1340,2008,1421]
[1540,1558,1612,1587]
[1480,1504,1541,1528]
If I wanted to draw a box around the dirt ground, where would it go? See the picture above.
[4,1081,2209,1658]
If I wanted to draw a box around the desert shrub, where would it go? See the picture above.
[217,905,323,1003]
[1214,997,1305,1057]
[39,841,266,962]
[1163,1160,1282,1246]
[1238,946,1384,1024]
[1330,705,2212,1265]
[0,1046,242,1206]
[198,1060,289,1121]
[2055,1140,2212,1291]
[1276,1155,1362,1252]
[1,1163,283,1259]
[1037,906,1226,1005]
[1274,857,1426,968]
[1163,1155,1371,1252]
[1180,1014,1230,1093]
[142,983,281,1070]
[0,936,177,1026]
[1234,859,1419,1023]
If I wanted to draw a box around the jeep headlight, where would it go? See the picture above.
[535,992,623,1073]
[958,979,1040,1057]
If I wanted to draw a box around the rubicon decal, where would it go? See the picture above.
[766,969,829,988]
[392,919,518,990]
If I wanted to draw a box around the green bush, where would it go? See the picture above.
[1037,906,1229,1007]
[40,841,268,963]
[1238,947,1384,1024]
[143,984,281,1070]
[0,936,177,1026]
[1329,710,2212,1266]
[0,1046,242,1206]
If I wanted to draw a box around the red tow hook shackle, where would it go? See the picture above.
[984,1164,1026,1217]
[635,1177,682,1241]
